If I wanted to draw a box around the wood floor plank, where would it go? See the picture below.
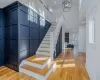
[47,49,90,80]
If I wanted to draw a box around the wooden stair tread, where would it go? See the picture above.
[21,61,55,76]
[26,55,50,65]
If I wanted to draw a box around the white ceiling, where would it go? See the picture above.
[43,0,79,9]
[0,0,79,9]
[0,0,16,8]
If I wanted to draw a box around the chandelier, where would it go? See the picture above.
[62,0,72,12]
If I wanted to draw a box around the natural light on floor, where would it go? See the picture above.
[56,63,75,68]
[31,57,48,61]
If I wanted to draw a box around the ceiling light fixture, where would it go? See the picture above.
[62,0,72,12]
[55,1,56,3]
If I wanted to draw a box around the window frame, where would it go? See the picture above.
[89,18,95,44]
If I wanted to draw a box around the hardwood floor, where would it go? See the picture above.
[0,49,90,80]
[47,49,90,80]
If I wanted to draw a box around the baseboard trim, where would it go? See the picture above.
[86,65,92,80]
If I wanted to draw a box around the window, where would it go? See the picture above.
[89,19,95,44]
[29,9,38,24]
[40,17,45,26]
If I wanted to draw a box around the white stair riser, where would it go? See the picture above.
[45,35,50,37]
[40,45,50,48]
[39,46,50,49]
[19,68,45,80]
[37,50,50,53]
[36,52,50,56]
[38,48,50,51]
[44,37,50,38]
[42,40,50,42]
[43,38,50,41]
[40,44,50,46]
[46,34,50,36]
[19,62,56,80]
[42,41,50,44]
[42,42,50,44]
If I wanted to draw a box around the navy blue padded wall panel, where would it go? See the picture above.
[18,3,51,58]
[29,39,40,56]
[3,2,19,70]
[19,50,29,63]
[19,25,30,38]
[19,10,29,26]
[10,40,18,54]
[0,27,3,37]
[0,40,4,66]
[40,29,46,40]
[59,28,62,53]
[19,39,29,52]
[5,25,18,39]
[9,10,18,25]
[55,28,62,58]
[18,4,30,63]
[30,28,39,39]
[0,9,4,66]
[5,27,10,38]
[3,9,18,26]
[10,25,18,39]
[4,40,10,64]
[3,1,51,71]
[30,39,40,50]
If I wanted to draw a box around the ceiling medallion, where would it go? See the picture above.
[62,0,72,12]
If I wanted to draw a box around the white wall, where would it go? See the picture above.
[69,29,79,54]
[50,3,79,30]
[80,0,100,80]
[78,26,86,52]
[63,5,79,30]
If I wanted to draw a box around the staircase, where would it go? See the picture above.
[36,27,56,56]
[19,15,64,80]
[19,55,56,80]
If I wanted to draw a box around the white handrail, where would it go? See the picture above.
[50,15,64,59]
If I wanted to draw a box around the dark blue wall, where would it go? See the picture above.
[3,2,19,70]
[3,1,51,71]
[0,9,4,66]
[54,27,62,58]
[18,3,51,63]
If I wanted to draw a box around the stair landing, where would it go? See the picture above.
[25,55,50,65]
[21,61,55,76]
